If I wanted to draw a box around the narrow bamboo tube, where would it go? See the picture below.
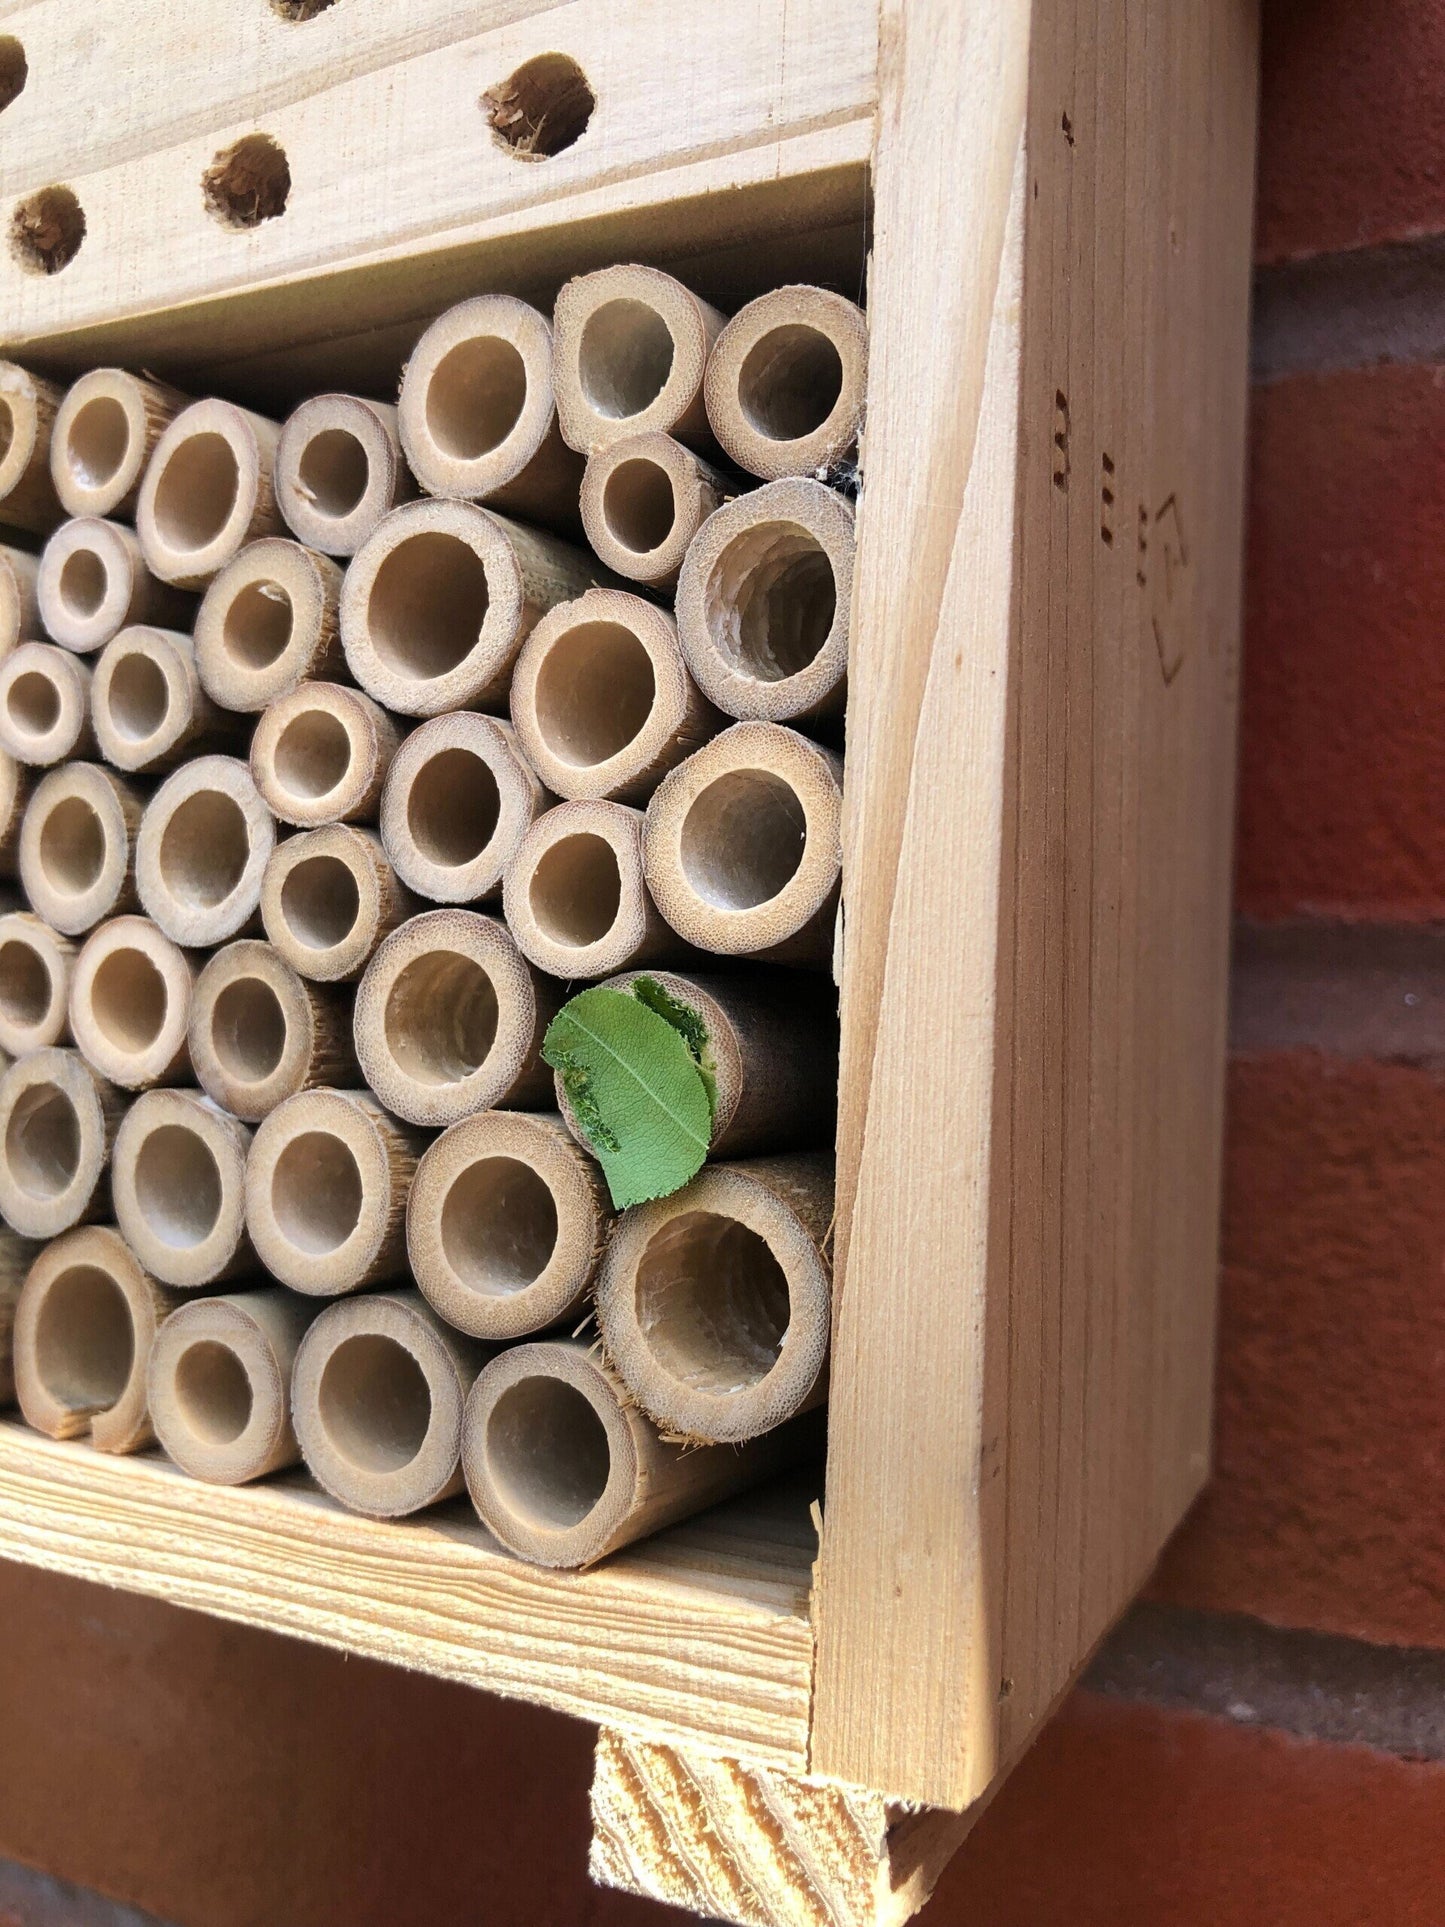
[193,536,344,711]
[408,1110,612,1341]
[0,642,94,765]
[642,723,843,967]
[396,296,583,528]
[68,915,193,1090]
[703,287,868,482]
[291,1289,489,1518]
[260,823,417,983]
[378,710,547,905]
[462,1340,821,1568]
[18,761,144,935]
[674,478,854,730]
[0,363,65,535]
[0,1046,125,1238]
[0,752,29,876]
[552,266,727,455]
[0,911,73,1056]
[91,625,249,774]
[509,589,721,805]
[352,907,558,1128]
[135,397,286,588]
[135,755,275,946]
[188,939,356,1123]
[147,1291,315,1484]
[579,433,737,590]
[0,544,40,657]
[50,367,191,521]
[339,497,603,717]
[0,1226,38,1407]
[503,798,692,981]
[595,1154,834,1444]
[249,681,400,828]
[112,1088,253,1290]
[275,392,418,557]
[36,517,194,653]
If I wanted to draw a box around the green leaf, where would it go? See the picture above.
[630,976,718,1123]
[542,986,713,1209]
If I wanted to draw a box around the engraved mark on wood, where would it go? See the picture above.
[1052,390,1070,492]
[1100,452,1115,545]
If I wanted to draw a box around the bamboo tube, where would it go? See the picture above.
[18,761,143,935]
[642,723,842,966]
[245,1088,426,1296]
[50,367,191,521]
[462,1339,821,1568]
[0,1226,38,1407]
[0,363,65,535]
[134,754,275,946]
[135,397,286,588]
[36,517,194,654]
[552,266,727,455]
[249,681,400,828]
[579,432,737,590]
[595,1154,834,1444]
[147,1289,317,1483]
[352,907,558,1128]
[509,589,721,805]
[674,478,853,731]
[408,1110,612,1341]
[193,536,344,711]
[0,1046,125,1238]
[396,295,584,528]
[0,911,73,1056]
[378,710,547,905]
[0,752,28,876]
[290,1288,489,1518]
[0,543,40,657]
[274,392,418,557]
[0,641,94,765]
[112,1088,253,1290]
[67,915,193,1090]
[503,798,692,981]
[188,939,356,1123]
[339,497,603,718]
[11,1225,180,1451]
[703,287,868,482]
[260,822,417,983]
[91,625,249,774]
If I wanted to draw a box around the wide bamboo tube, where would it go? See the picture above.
[291,1288,488,1518]
[595,1154,834,1444]
[378,710,547,905]
[408,1110,612,1341]
[188,939,356,1123]
[249,681,400,828]
[68,915,193,1090]
[0,911,73,1056]
[260,822,417,983]
[0,642,94,765]
[112,1088,253,1290]
[339,497,602,717]
[462,1339,820,1568]
[703,287,868,482]
[0,752,29,876]
[552,266,727,455]
[274,392,417,556]
[642,723,842,967]
[135,397,286,588]
[396,296,583,528]
[503,798,691,981]
[147,1289,316,1483]
[579,433,736,590]
[0,1226,36,1407]
[193,536,344,711]
[36,517,194,653]
[91,625,249,774]
[135,755,275,946]
[0,363,65,535]
[18,761,143,935]
[674,478,853,731]
[50,367,190,521]
[0,544,40,657]
[352,907,558,1128]
[509,589,721,805]
[0,1046,125,1238]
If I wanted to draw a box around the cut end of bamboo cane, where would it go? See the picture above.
[188,939,340,1122]
[51,368,188,520]
[19,761,137,935]
[503,798,669,981]
[136,397,282,588]
[398,296,562,502]
[136,755,275,946]
[0,543,40,658]
[0,641,91,765]
[0,362,63,535]
[249,680,397,828]
[112,1087,250,1291]
[68,915,191,1090]
[0,750,29,877]
[553,266,722,454]
[92,626,215,774]
[260,822,403,982]
[579,431,732,589]
[704,286,867,482]
[275,392,414,556]
[147,1291,309,1484]
[0,911,71,1056]
[194,536,342,712]
[37,517,145,653]
[0,1046,115,1239]
[378,710,543,904]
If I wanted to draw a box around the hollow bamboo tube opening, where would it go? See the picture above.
[552,266,727,455]
[0,362,65,535]
[353,908,557,1128]
[579,432,736,590]
[0,911,72,1056]
[0,1226,36,1408]
[0,1046,122,1239]
[188,939,356,1123]
[378,710,546,904]
[0,543,40,658]
[37,517,194,654]
[503,798,689,981]
[92,625,246,774]
[274,392,417,556]
[674,478,853,729]
[291,1289,487,1517]
[135,397,285,588]
[193,536,344,712]
[249,681,399,828]
[113,1088,252,1291]
[147,1290,316,1484]
[51,367,190,520]
[703,287,868,482]
[0,752,29,878]
[135,755,275,946]
[0,641,93,765]
[596,1154,834,1444]
[19,761,142,935]
[68,915,193,1090]
[260,822,415,983]
[408,1110,612,1341]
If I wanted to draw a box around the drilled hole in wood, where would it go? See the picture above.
[203,133,291,230]
[269,0,337,17]
[10,184,84,275]
[482,53,594,161]
[0,37,27,114]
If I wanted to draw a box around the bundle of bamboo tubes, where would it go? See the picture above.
[0,265,862,1569]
